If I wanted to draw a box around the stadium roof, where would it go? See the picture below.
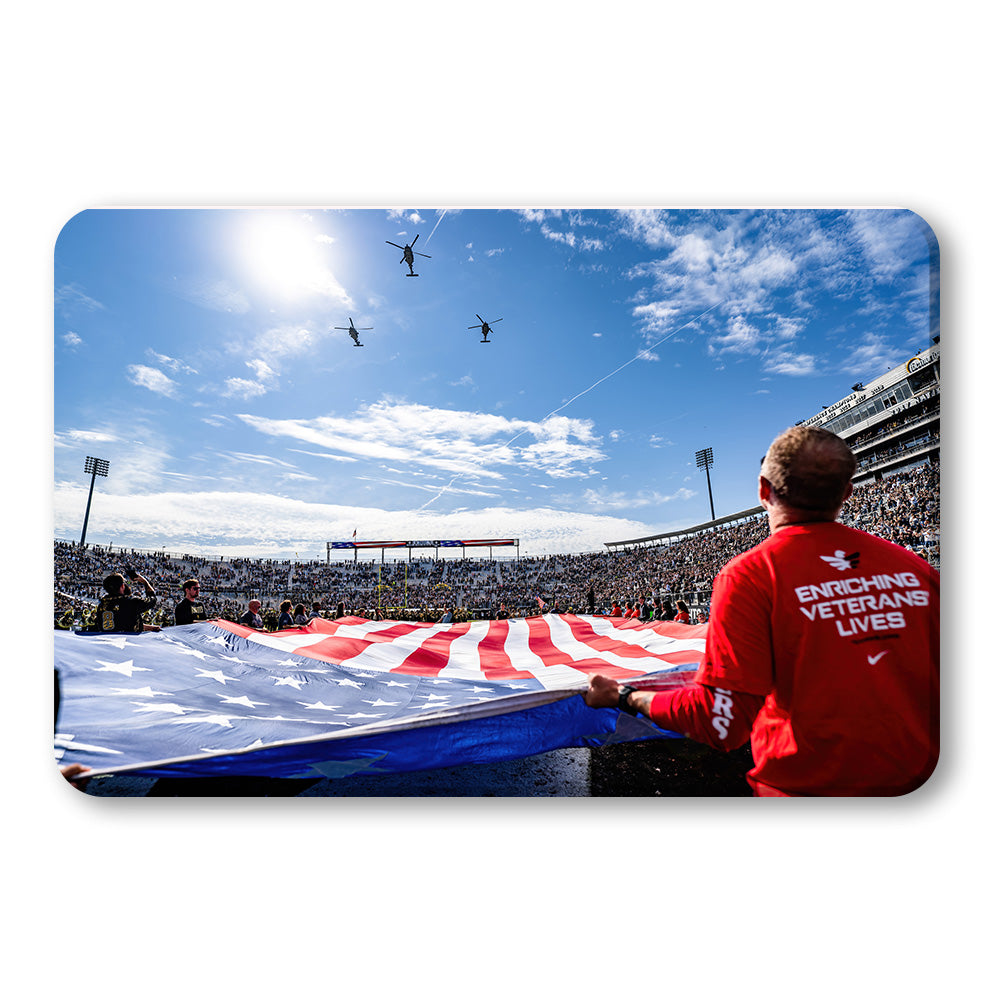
[604,506,766,550]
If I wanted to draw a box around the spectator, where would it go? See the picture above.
[174,578,206,625]
[584,426,939,796]
[239,599,263,629]
[278,600,294,629]
[88,571,158,634]
[293,603,309,625]
[308,602,323,620]
[674,599,691,624]
[51,457,938,629]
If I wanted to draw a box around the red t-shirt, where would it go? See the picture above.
[691,521,939,795]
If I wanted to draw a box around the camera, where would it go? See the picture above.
[125,565,138,580]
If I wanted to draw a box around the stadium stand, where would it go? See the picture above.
[54,345,940,631]
[53,460,937,629]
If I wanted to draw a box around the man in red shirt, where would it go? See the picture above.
[585,426,939,796]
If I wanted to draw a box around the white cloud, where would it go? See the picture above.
[242,323,325,363]
[580,486,696,511]
[846,209,921,282]
[246,358,277,382]
[218,451,300,469]
[62,332,82,348]
[55,283,105,315]
[837,331,902,379]
[542,226,575,247]
[147,350,197,375]
[54,428,120,448]
[516,209,560,224]
[387,209,425,226]
[221,377,270,399]
[126,364,178,397]
[52,486,660,558]
[762,351,817,376]
[632,300,682,334]
[616,209,677,248]
[235,399,607,483]
[711,314,761,355]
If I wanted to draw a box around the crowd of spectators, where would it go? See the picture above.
[839,461,940,561]
[53,460,939,631]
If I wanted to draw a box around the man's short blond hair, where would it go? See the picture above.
[761,426,856,513]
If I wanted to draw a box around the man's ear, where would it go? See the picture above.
[842,480,854,502]
[758,476,773,505]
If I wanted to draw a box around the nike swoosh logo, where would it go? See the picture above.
[867,651,889,665]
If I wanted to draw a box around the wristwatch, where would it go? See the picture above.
[617,684,638,715]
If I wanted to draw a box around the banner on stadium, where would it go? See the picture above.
[54,615,706,782]
[327,538,519,551]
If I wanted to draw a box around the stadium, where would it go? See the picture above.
[53,343,940,797]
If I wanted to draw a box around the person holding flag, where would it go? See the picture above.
[584,426,939,796]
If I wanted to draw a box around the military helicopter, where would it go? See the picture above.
[333,318,373,347]
[468,314,503,343]
[386,234,431,276]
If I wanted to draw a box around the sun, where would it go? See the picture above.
[238,212,348,304]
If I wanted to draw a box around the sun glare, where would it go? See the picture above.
[239,213,341,302]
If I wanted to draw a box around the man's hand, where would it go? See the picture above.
[585,674,657,718]
[60,763,91,790]
[584,674,622,709]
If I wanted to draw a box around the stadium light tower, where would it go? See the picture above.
[694,447,716,522]
[80,455,109,548]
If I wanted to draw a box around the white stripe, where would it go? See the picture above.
[584,616,706,657]
[439,626,492,679]
[546,616,666,673]
[505,619,598,690]
[324,623,451,674]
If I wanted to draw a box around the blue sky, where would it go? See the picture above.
[54,207,938,559]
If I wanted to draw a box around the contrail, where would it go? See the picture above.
[424,209,449,246]
[542,300,723,423]
[417,299,724,510]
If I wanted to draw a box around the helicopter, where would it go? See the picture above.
[468,314,503,343]
[333,318,373,347]
[385,233,431,276]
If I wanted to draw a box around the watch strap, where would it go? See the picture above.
[617,684,638,715]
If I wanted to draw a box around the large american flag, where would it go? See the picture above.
[54,615,705,782]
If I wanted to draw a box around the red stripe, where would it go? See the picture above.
[298,621,431,664]
[561,616,706,670]
[390,622,474,676]
[516,616,640,680]
[561,616,669,661]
